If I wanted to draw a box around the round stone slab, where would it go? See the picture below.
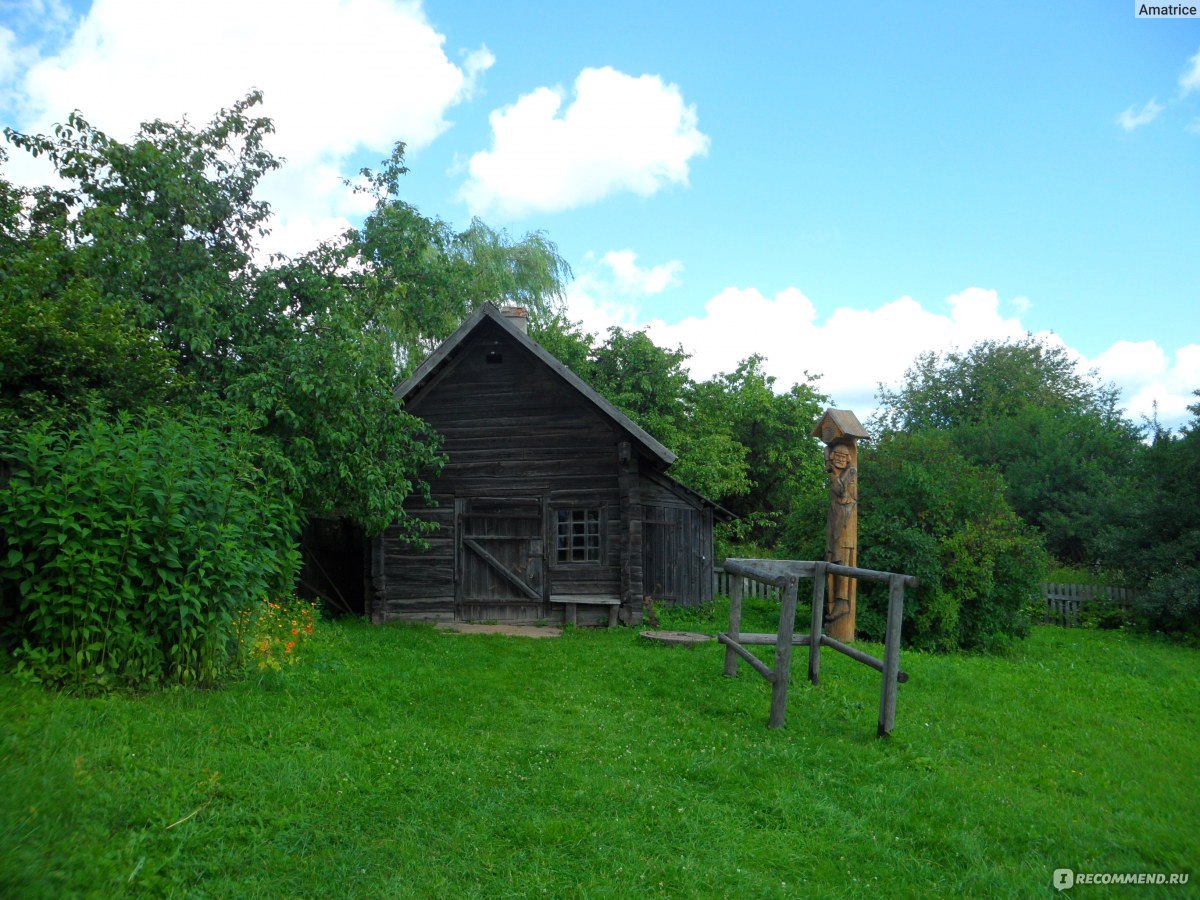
[639,630,715,647]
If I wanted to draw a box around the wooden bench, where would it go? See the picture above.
[549,595,621,628]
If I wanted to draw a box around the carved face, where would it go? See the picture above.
[830,446,850,469]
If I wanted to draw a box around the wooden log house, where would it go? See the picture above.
[366,303,729,626]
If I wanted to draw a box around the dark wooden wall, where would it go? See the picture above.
[642,475,714,607]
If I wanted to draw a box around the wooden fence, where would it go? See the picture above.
[714,566,781,602]
[1042,582,1136,627]
[716,570,1136,629]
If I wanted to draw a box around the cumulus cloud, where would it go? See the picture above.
[635,286,1027,414]
[1117,99,1164,132]
[1090,342,1200,425]
[459,66,710,218]
[562,281,1197,429]
[600,250,683,296]
[1,0,492,254]
[563,250,683,337]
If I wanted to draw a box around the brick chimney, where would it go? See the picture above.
[500,306,529,334]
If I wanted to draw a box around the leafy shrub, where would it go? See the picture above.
[1134,565,1200,640]
[0,411,300,689]
[853,432,1047,652]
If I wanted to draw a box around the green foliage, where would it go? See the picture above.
[0,159,178,425]
[1119,391,1200,637]
[875,334,1120,430]
[350,143,571,372]
[848,432,1047,651]
[0,411,300,689]
[5,96,278,372]
[693,355,828,547]
[874,334,1142,567]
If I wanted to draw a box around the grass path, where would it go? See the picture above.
[2,607,1197,897]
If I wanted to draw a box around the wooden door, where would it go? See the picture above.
[644,504,705,607]
[456,497,545,621]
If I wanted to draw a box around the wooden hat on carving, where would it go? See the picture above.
[812,409,869,445]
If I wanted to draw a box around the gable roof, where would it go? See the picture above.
[395,303,677,468]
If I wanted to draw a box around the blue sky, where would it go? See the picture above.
[2,0,1198,425]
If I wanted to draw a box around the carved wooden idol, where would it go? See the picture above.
[812,409,868,641]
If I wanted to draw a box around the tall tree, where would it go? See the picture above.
[349,143,571,372]
[874,335,1143,566]
[1116,391,1200,636]
[692,355,828,550]
[2,96,443,537]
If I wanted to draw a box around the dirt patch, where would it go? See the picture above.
[436,623,562,638]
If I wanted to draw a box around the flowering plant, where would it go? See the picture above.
[235,597,319,672]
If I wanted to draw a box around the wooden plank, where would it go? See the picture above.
[768,576,799,728]
[548,595,620,605]
[716,633,775,682]
[462,538,541,600]
[878,574,906,738]
[809,561,826,685]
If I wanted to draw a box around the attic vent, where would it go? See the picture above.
[486,350,503,364]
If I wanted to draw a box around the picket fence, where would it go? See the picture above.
[715,568,1134,628]
[713,566,782,602]
[1041,582,1136,627]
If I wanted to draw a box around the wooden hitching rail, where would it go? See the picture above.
[718,558,917,738]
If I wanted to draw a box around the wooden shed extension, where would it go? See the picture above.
[367,303,727,626]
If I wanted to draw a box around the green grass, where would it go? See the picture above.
[2,602,1198,898]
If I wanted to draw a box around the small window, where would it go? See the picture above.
[556,508,601,563]
[486,350,503,364]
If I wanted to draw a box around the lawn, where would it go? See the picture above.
[2,601,1197,898]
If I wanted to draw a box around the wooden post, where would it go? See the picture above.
[723,570,743,677]
[877,574,905,738]
[808,561,826,685]
[812,409,868,643]
[768,576,799,728]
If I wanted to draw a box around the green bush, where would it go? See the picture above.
[0,411,300,689]
[854,432,1047,652]
[1135,565,1200,640]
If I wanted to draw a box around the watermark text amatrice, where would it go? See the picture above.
[1054,869,1190,891]
[1135,2,1199,16]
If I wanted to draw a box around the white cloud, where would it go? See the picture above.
[600,250,683,296]
[562,250,682,337]
[563,281,1198,430]
[1116,99,1163,132]
[1088,342,1200,426]
[1180,48,1200,96]
[0,0,492,255]
[637,285,1027,414]
[459,66,710,218]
